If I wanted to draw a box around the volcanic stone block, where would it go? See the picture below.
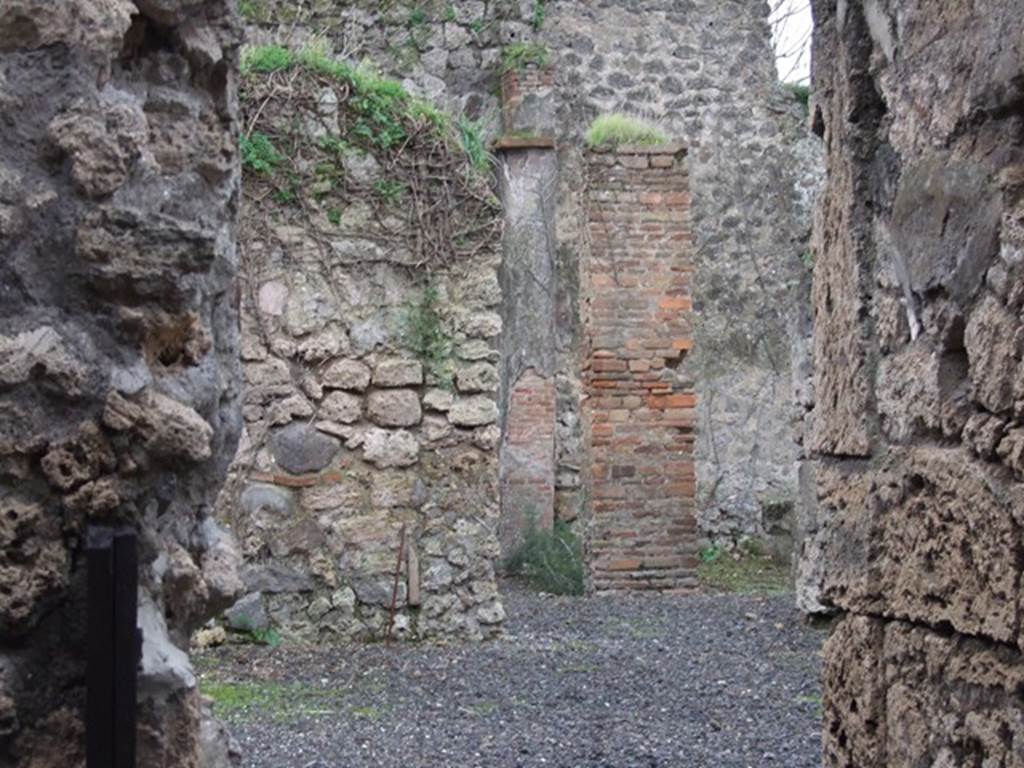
[270,423,342,474]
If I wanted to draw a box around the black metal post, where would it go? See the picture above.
[87,526,139,768]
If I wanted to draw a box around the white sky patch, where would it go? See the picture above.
[771,0,813,84]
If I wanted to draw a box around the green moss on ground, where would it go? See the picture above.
[697,546,792,595]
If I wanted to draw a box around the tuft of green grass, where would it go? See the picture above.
[584,113,669,149]
[458,115,491,171]
[240,131,284,175]
[505,519,584,596]
[531,0,546,30]
[501,41,551,73]
[241,44,295,74]
[442,4,456,23]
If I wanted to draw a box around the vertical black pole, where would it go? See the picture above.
[86,528,115,768]
[112,530,138,768]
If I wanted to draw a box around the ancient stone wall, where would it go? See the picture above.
[243,0,820,547]
[217,50,506,641]
[804,0,1024,763]
[583,145,698,592]
[0,0,242,765]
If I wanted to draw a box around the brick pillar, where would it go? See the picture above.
[501,369,556,537]
[496,63,558,555]
[583,145,698,592]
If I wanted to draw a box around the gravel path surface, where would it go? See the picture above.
[198,583,825,768]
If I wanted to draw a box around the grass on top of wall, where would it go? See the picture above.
[584,113,669,150]
[240,43,489,169]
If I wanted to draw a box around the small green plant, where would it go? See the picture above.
[699,544,724,564]
[374,178,406,205]
[403,284,453,386]
[501,41,551,73]
[531,0,546,30]
[240,131,284,176]
[800,250,814,269]
[505,519,584,596]
[458,115,491,171]
[327,208,342,226]
[318,135,349,154]
[442,4,456,22]
[408,7,428,26]
[241,44,295,74]
[584,113,669,149]
[242,626,282,647]
[783,82,811,109]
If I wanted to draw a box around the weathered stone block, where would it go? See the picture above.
[448,396,498,427]
[322,359,372,391]
[817,448,1023,644]
[362,428,419,468]
[455,362,499,393]
[367,390,422,427]
[269,423,342,475]
[373,358,424,387]
[224,592,269,633]
[319,391,362,424]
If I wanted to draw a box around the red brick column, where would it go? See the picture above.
[583,145,698,592]
[500,369,556,544]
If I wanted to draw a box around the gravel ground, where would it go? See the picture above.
[198,582,825,768]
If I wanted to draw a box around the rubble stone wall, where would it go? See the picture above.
[217,52,506,641]
[804,0,1024,763]
[0,0,243,765]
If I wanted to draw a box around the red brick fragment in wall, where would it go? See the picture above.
[582,147,698,593]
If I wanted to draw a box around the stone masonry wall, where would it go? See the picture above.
[217,54,506,641]
[804,0,1024,764]
[244,0,820,548]
[583,146,698,592]
[0,1,243,765]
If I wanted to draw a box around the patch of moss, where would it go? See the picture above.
[697,545,792,595]
[201,680,339,724]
